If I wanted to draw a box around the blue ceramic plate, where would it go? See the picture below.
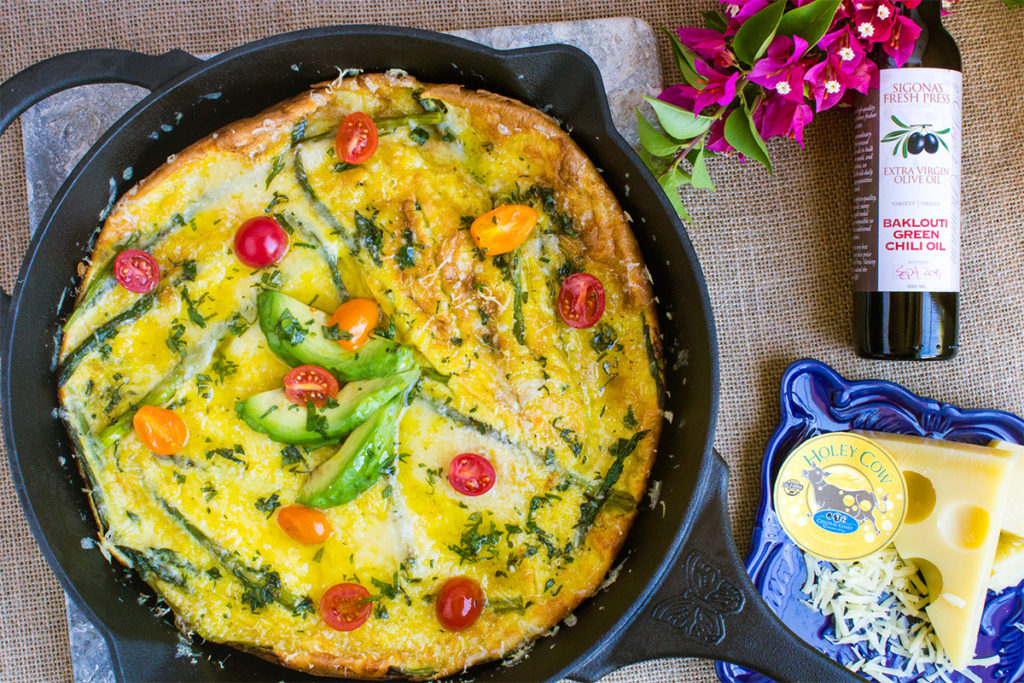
[716,359,1024,683]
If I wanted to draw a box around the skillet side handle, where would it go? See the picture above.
[0,48,202,133]
[568,450,866,683]
[0,48,202,331]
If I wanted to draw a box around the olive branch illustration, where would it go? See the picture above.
[882,115,951,158]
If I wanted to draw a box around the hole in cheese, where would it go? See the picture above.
[903,470,936,524]
[940,503,990,551]
[911,556,945,598]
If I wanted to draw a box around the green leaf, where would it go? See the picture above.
[891,115,910,129]
[639,147,673,177]
[938,136,949,152]
[703,10,728,32]
[642,96,714,140]
[637,109,685,157]
[777,0,842,51]
[689,148,714,190]
[657,163,691,221]
[663,28,701,88]
[881,132,906,142]
[932,128,951,135]
[901,137,909,158]
[723,106,772,172]
[732,0,787,66]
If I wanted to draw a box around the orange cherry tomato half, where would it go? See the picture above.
[320,582,372,631]
[133,405,189,455]
[114,250,160,293]
[277,504,333,544]
[283,365,339,409]
[448,453,496,496]
[470,205,539,256]
[233,215,289,268]
[336,112,378,165]
[435,576,484,631]
[327,298,380,351]
[557,272,606,329]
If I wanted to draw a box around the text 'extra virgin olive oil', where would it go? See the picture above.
[852,0,962,360]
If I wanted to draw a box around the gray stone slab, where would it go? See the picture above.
[20,18,660,682]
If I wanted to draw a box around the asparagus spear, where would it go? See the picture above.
[58,292,156,386]
[155,494,313,616]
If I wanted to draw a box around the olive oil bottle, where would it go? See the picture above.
[851,0,962,360]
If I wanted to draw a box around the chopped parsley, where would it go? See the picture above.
[266,154,285,188]
[281,445,308,471]
[448,511,502,564]
[624,405,638,429]
[354,210,384,266]
[274,310,306,345]
[205,444,248,468]
[322,323,352,341]
[254,493,281,517]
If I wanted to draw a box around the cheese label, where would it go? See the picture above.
[774,432,907,562]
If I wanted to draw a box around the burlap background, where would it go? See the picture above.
[1,2,1021,681]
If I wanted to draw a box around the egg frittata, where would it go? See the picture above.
[57,72,663,678]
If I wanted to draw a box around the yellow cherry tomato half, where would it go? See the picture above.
[277,504,333,544]
[470,204,539,256]
[327,298,380,351]
[133,405,189,455]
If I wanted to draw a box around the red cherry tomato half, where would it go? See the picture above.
[114,250,160,293]
[557,272,606,329]
[435,576,484,631]
[283,365,339,409]
[448,453,496,496]
[320,583,372,631]
[336,112,378,165]
[233,216,289,268]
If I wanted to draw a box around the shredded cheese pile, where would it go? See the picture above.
[801,545,997,683]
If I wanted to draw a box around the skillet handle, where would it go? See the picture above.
[0,48,202,332]
[0,48,201,133]
[567,450,866,683]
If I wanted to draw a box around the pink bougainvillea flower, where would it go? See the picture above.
[657,83,698,111]
[819,25,867,73]
[705,113,734,154]
[693,61,742,111]
[748,35,810,103]
[677,27,737,69]
[662,60,741,115]
[720,0,771,26]
[754,94,814,146]
[846,54,878,93]
[805,52,861,111]
[852,0,897,42]
[882,12,923,66]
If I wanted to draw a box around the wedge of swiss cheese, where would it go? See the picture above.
[855,431,1019,671]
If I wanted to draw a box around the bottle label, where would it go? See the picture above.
[852,68,962,293]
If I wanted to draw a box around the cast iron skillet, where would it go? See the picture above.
[0,26,860,683]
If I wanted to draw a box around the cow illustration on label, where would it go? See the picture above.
[803,465,891,536]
